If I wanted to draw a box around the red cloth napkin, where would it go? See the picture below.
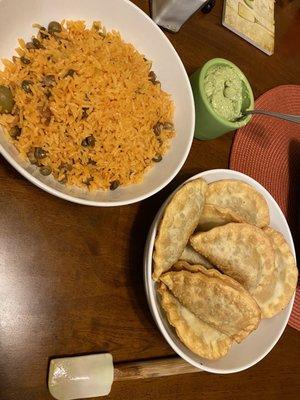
[230,85,300,330]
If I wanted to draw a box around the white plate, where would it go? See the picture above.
[0,0,194,206]
[144,169,296,374]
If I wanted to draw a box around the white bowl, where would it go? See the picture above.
[0,0,194,206]
[144,169,296,374]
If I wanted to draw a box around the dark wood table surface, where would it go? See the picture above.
[1,1,300,399]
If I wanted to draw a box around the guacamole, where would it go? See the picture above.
[204,65,244,121]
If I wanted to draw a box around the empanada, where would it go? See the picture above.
[190,223,276,317]
[153,178,207,281]
[197,204,242,231]
[173,260,209,273]
[158,283,232,359]
[262,227,298,317]
[179,245,213,269]
[206,180,269,228]
[173,261,252,294]
[160,269,261,343]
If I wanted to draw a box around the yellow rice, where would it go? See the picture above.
[0,20,175,190]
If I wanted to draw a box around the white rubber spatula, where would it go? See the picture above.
[48,354,200,399]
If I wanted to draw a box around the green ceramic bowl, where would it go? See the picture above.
[190,58,254,140]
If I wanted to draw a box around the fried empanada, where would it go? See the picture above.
[173,260,209,273]
[158,283,232,359]
[179,245,213,269]
[173,261,252,294]
[160,269,261,343]
[261,227,298,318]
[153,178,207,281]
[197,204,242,231]
[206,180,269,228]
[190,223,276,317]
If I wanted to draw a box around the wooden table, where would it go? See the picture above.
[1,1,300,399]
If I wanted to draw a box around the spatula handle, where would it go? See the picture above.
[114,357,201,381]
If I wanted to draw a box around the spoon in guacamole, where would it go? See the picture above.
[238,81,300,124]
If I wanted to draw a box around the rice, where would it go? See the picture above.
[0,20,175,190]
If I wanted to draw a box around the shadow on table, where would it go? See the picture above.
[288,140,300,260]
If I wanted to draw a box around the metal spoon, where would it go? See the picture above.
[238,81,300,124]
[242,109,300,124]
